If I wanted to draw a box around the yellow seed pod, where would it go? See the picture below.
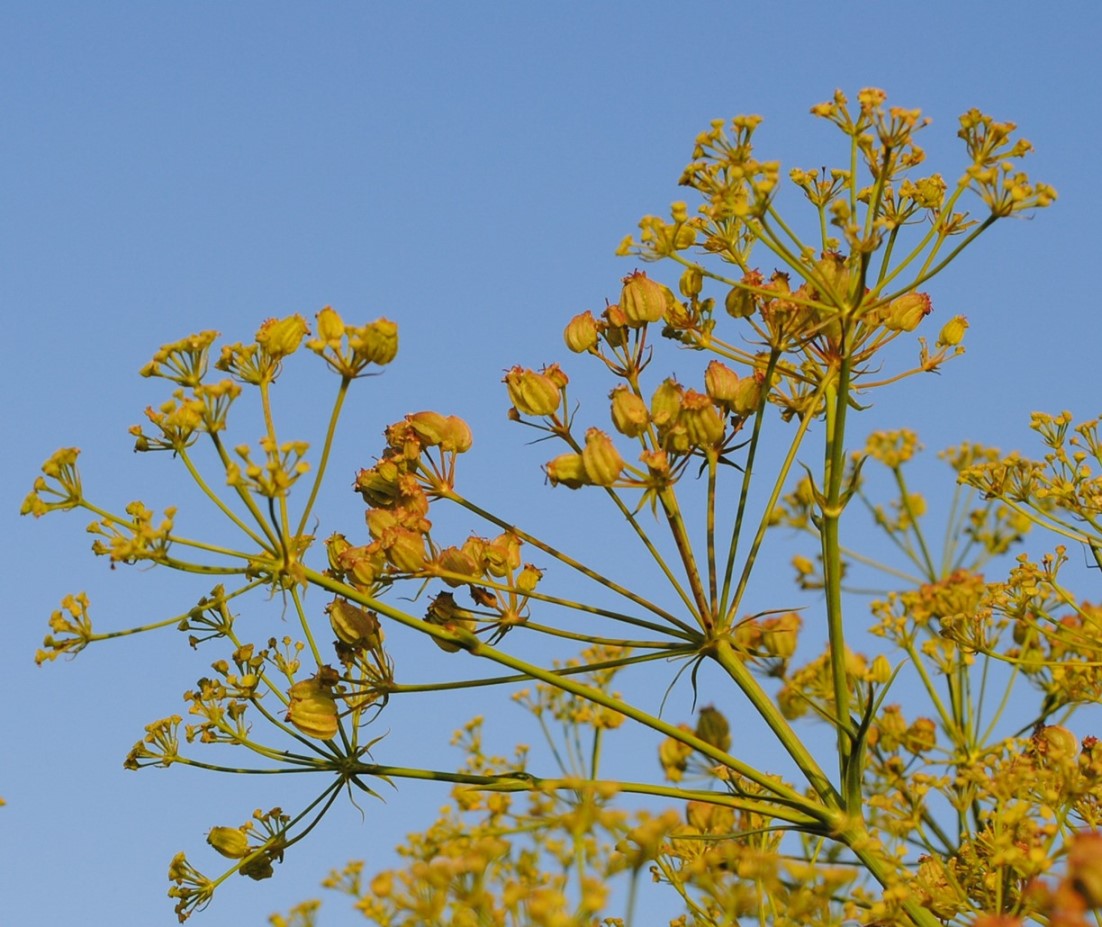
[315,306,345,346]
[678,390,725,447]
[515,563,543,595]
[327,598,381,649]
[703,360,740,407]
[257,314,309,358]
[580,428,625,486]
[325,532,351,575]
[352,318,399,365]
[207,826,250,859]
[287,679,339,740]
[883,292,932,332]
[650,378,684,427]
[440,416,473,453]
[936,314,969,347]
[620,270,671,325]
[504,366,561,417]
[564,311,600,353]
[609,385,649,438]
[678,266,703,299]
[695,705,731,753]
[545,453,587,488]
[658,732,693,782]
[725,286,756,319]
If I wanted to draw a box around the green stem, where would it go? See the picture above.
[306,567,830,821]
[294,375,351,540]
[821,354,854,805]
[712,638,840,809]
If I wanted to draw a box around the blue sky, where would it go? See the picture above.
[3,3,1100,924]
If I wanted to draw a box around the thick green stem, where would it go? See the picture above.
[821,354,855,806]
[712,638,840,809]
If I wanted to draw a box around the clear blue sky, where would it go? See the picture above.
[3,3,1100,924]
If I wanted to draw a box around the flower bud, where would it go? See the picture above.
[679,390,725,446]
[936,314,969,347]
[287,678,339,740]
[545,453,587,488]
[581,428,625,486]
[504,366,561,417]
[256,315,309,358]
[351,318,399,365]
[609,385,649,438]
[328,598,381,649]
[678,266,703,299]
[883,292,932,332]
[694,705,731,753]
[207,826,251,859]
[564,311,600,353]
[620,270,672,326]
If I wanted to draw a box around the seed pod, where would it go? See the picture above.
[725,286,756,319]
[609,385,649,438]
[564,311,600,353]
[436,545,480,586]
[380,526,427,572]
[504,366,561,417]
[650,378,684,428]
[406,411,450,447]
[703,360,741,408]
[620,271,672,325]
[327,598,381,649]
[936,315,969,347]
[207,826,251,859]
[440,416,473,453]
[883,292,932,332]
[257,314,309,358]
[545,453,587,489]
[352,318,399,365]
[678,266,703,299]
[679,390,725,446]
[326,532,351,575]
[695,705,731,753]
[315,306,345,346]
[287,679,339,740]
[581,428,625,486]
